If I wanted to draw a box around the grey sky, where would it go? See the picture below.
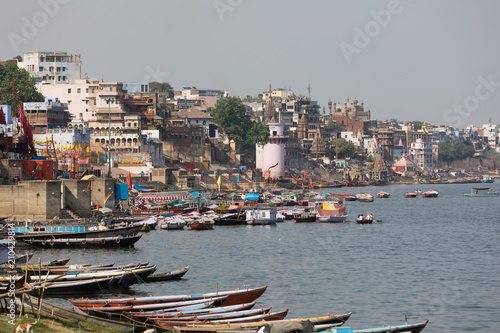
[2,0,499,127]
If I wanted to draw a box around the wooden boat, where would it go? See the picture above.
[214,212,247,225]
[464,187,498,197]
[315,201,348,223]
[375,191,390,198]
[9,263,115,276]
[82,297,226,317]
[344,195,357,201]
[179,312,352,331]
[160,218,186,230]
[48,262,148,275]
[356,193,374,202]
[155,310,289,327]
[146,306,270,323]
[134,208,176,216]
[31,265,157,290]
[129,302,258,320]
[18,294,142,332]
[144,266,190,282]
[404,192,417,198]
[189,221,214,230]
[132,216,158,231]
[421,190,439,198]
[29,276,121,295]
[294,214,317,223]
[27,234,143,248]
[15,225,143,243]
[340,320,429,333]
[356,214,374,224]
[70,285,268,308]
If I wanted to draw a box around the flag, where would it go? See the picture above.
[309,176,312,190]
[96,203,99,210]
[237,174,241,183]
[217,176,221,192]
[188,161,193,174]
[86,182,91,191]
[0,107,5,125]
[104,192,113,204]
[127,171,132,190]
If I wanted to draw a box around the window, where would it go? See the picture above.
[40,127,44,133]
[85,109,88,112]
[79,113,83,118]
[77,88,81,93]
[86,88,89,93]
[62,67,66,71]
[68,100,71,105]
[68,88,71,93]
[39,66,44,71]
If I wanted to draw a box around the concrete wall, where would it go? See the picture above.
[62,179,92,217]
[91,178,115,208]
[0,181,61,220]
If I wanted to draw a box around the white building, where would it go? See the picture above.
[482,123,498,148]
[17,51,81,84]
[409,138,434,170]
[36,79,93,122]
[256,121,288,179]
[341,131,361,147]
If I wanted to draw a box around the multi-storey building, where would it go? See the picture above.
[174,87,229,109]
[24,98,72,134]
[409,138,434,170]
[36,79,92,121]
[17,51,81,84]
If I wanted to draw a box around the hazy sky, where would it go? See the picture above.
[2,0,500,128]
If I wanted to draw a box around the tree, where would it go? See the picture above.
[438,140,475,165]
[331,138,356,158]
[0,61,44,114]
[405,120,428,129]
[212,97,269,150]
[149,81,174,98]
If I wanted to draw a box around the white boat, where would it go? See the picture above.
[312,201,348,223]
[160,217,186,230]
[246,206,277,225]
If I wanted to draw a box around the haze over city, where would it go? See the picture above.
[1,0,500,126]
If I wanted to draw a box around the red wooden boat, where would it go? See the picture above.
[189,222,214,230]
[404,192,417,198]
[69,285,268,308]
[129,302,259,321]
[155,309,289,328]
[145,306,270,323]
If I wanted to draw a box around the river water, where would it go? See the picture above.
[22,183,500,332]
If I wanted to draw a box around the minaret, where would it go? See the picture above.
[328,99,332,115]
[255,85,288,179]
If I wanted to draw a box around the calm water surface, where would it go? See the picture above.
[25,183,500,333]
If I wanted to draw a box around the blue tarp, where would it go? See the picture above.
[115,183,129,200]
[133,184,154,191]
[191,192,199,197]
[245,193,260,201]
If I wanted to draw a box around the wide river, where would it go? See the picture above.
[22,183,500,333]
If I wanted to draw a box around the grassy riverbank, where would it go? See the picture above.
[0,314,122,333]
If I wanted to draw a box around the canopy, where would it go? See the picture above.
[133,184,155,192]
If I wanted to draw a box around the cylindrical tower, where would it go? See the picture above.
[256,121,288,179]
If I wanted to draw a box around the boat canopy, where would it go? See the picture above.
[472,187,490,190]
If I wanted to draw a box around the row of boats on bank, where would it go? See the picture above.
[64,285,429,333]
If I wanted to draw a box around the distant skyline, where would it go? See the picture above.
[2,0,500,127]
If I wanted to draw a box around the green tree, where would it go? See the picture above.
[149,81,174,98]
[212,97,269,150]
[405,120,427,129]
[0,61,44,113]
[331,138,356,158]
[438,140,475,165]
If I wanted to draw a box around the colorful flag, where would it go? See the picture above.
[188,161,193,174]
[96,203,99,210]
[104,192,113,204]
[127,171,132,190]
[217,176,221,192]
[237,174,241,183]
[309,176,312,190]
[86,182,91,191]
